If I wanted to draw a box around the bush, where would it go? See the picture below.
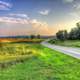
[48,40,56,44]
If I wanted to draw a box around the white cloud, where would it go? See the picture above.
[62,0,74,3]
[0,17,52,35]
[0,1,12,10]
[0,17,29,24]
[9,13,29,19]
[73,3,80,10]
[39,10,50,16]
[69,2,80,18]
[30,19,52,35]
[69,12,78,17]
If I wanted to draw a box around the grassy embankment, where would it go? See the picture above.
[0,43,80,80]
[48,39,80,47]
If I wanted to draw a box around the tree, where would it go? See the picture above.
[64,30,68,40]
[76,22,80,28]
[76,22,80,39]
[37,34,40,39]
[68,28,77,40]
[56,22,80,40]
[68,22,80,40]
[30,35,35,39]
[56,30,68,40]
[56,30,64,40]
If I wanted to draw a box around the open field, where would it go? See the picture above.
[0,38,44,43]
[48,40,80,47]
[0,43,80,80]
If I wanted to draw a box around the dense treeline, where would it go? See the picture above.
[56,22,80,40]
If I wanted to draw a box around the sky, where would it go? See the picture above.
[0,0,80,36]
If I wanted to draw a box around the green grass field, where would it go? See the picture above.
[0,43,80,80]
[48,40,80,47]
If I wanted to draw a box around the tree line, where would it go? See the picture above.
[30,34,41,39]
[56,22,80,40]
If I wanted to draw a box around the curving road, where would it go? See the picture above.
[41,42,80,59]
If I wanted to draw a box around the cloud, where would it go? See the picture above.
[73,3,80,10]
[62,0,74,3]
[69,2,80,18]
[69,12,78,17]
[0,1,12,10]
[9,13,29,19]
[30,19,52,35]
[0,17,53,35]
[0,17,29,24]
[38,10,50,16]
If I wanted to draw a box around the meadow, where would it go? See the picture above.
[0,42,80,80]
[0,38,44,43]
[48,39,80,47]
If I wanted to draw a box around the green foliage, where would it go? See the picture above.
[56,22,80,40]
[30,35,35,39]
[48,39,56,44]
[56,30,68,40]
[36,34,41,39]
[49,40,80,47]
[69,23,80,40]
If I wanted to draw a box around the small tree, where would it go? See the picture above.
[64,30,68,40]
[56,30,64,40]
[30,35,35,39]
[37,34,40,39]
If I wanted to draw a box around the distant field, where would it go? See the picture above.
[0,38,44,43]
[48,40,80,47]
[0,43,80,80]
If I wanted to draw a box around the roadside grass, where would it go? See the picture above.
[48,40,80,47]
[0,43,80,80]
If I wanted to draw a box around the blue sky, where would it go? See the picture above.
[0,0,80,36]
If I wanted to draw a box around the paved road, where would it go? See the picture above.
[41,42,80,59]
